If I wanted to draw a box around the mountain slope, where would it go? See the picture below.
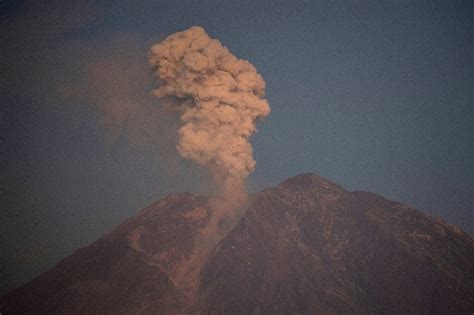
[1,174,473,314]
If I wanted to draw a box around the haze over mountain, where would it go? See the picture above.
[1,173,472,314]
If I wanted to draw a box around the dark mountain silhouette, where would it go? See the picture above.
[1,173,473,314]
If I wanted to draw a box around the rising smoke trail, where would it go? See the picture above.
[149,26,270,199]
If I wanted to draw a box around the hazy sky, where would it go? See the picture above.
[1,0,472,295]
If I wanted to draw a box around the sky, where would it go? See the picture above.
[1,0,472,295]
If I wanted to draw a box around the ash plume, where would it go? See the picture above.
[149,26,270,199]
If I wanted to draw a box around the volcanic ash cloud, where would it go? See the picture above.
[149,26,270,198]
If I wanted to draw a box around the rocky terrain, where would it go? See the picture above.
[1,173,473,314]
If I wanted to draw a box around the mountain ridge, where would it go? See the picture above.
[1,173,473,314]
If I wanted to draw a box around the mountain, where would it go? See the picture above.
[1,173,473,314]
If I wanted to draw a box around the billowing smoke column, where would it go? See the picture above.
[149,26,270,198]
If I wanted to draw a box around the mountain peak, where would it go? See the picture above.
[1,173,473,314]
[278,172,346,193]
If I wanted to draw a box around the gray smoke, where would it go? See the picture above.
[149,26,270,198]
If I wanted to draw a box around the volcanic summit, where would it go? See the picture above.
[1,173,473,314]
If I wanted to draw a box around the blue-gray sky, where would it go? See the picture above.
[1,0,472,295]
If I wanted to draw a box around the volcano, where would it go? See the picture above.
[1,173,473,314]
